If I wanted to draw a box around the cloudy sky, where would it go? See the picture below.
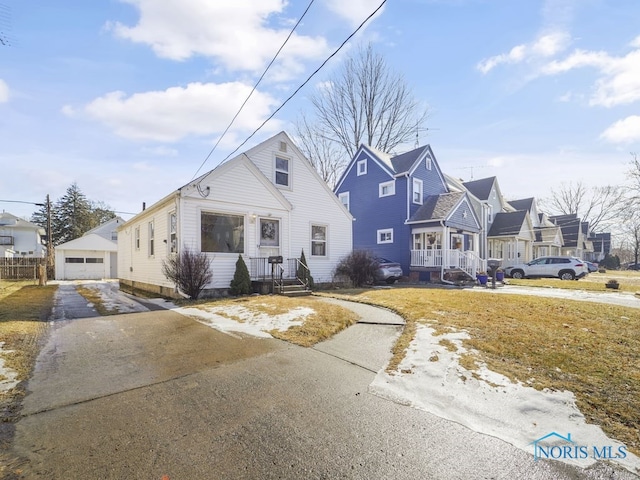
[1,0,639,221]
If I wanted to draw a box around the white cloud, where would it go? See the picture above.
[108,0,330,76]
[541,38,640,108]
[324,0,385,28]
[477,32,570,74]
[0,79,9,103]
[600,116,640,144]
[72,82,282,142]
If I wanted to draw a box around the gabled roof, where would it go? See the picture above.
[488,210,529,237]
[509,197,535,212]
[0,212,45,234]
[409,192,465,222]
[55,233,117,252]
[390,145,430,174]
[84,216,126,236]
[462,177,496,201]
[549,214,581,247]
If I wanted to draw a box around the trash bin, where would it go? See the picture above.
[487,258,502,288]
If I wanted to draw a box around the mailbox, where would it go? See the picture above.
[268,256,283,264]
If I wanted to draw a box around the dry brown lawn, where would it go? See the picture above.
[317,287,640,456]
[185,295,358,347]
[0,281,56,400]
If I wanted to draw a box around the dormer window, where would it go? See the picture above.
[357,159,367,176]
[275,156,290,187]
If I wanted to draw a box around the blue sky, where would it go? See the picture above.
[1,0,639,221]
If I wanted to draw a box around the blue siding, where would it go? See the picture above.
[447,199,481,232]
[408,148,448,219]
[336,151,411,274]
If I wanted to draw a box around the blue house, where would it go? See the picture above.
[334,144,485,282]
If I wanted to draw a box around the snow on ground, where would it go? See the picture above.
[0,341,19,393]
[471,284,640,309]
[176,304,315,338]
[370,324,640,473]
[55,280,150,313]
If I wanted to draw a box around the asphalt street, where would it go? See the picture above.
[6,285,638,479]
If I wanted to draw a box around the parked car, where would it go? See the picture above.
[375,257,403,284]
[585,261,599,273]
[504,256,589,280]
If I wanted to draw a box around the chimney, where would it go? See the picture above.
[142,202,146,211]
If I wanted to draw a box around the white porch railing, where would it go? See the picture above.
[411,249,487,279]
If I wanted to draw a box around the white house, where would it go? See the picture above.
[117,132,353,297]
[0,212,46,258]
[54,217,125,280]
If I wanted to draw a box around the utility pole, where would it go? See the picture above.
[46,194,53,277]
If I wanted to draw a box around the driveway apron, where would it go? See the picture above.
[50,283,101,320]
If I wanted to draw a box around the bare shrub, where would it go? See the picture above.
[161,247,213,299]
[334,250,379,287]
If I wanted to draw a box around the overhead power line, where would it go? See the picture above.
[191,0,317,180]
[193,0,388,179]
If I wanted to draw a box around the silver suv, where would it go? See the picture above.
[504,256,588,280]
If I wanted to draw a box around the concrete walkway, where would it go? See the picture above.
[313,297,405,372]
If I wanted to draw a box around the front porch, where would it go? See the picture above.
[248,257,311,296]
[410,248,486,280]
[409,229,485,281]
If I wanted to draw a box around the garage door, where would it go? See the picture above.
[63,256,105,280]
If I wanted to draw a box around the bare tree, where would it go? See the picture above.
[628,152,640,205]
[541,181,626,232]
[162,246,213,299]
[294,113,347,188]
[298,44,429,181]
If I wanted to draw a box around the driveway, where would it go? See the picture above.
[5,284,634,479]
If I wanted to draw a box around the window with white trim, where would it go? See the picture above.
[412,178,423,204]
[311,224,327,256]
[201,212,244,253]
[425,154,432,170]
[377,228,393,244]
[134,227,140,250]
[275,156,290,187]
[487,205,493,223]
[357,159,367,176]
[379,181,395,197]
[338,192,350,211]
[169,212,177,253]
[148,221,155,257]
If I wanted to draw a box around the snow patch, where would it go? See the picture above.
[0,341,19,393]
[370,324,640,471]
[176,304,315,338]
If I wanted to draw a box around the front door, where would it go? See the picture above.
[258,218,280,258]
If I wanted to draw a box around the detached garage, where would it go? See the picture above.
[54,234,118,280]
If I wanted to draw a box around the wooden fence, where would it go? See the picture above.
[0,258,45,280]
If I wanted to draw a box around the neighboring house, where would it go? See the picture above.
[549,214,591,259]
[334,144,483,283]
[586,232,611,262]
[460,176,513,260]
[508,198,564,259]
[117,131,353,297]
[54,217,125,280]
[0,212,46,258]
[487,210,535,265]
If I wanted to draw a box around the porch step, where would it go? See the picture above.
[279,284,312,297]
